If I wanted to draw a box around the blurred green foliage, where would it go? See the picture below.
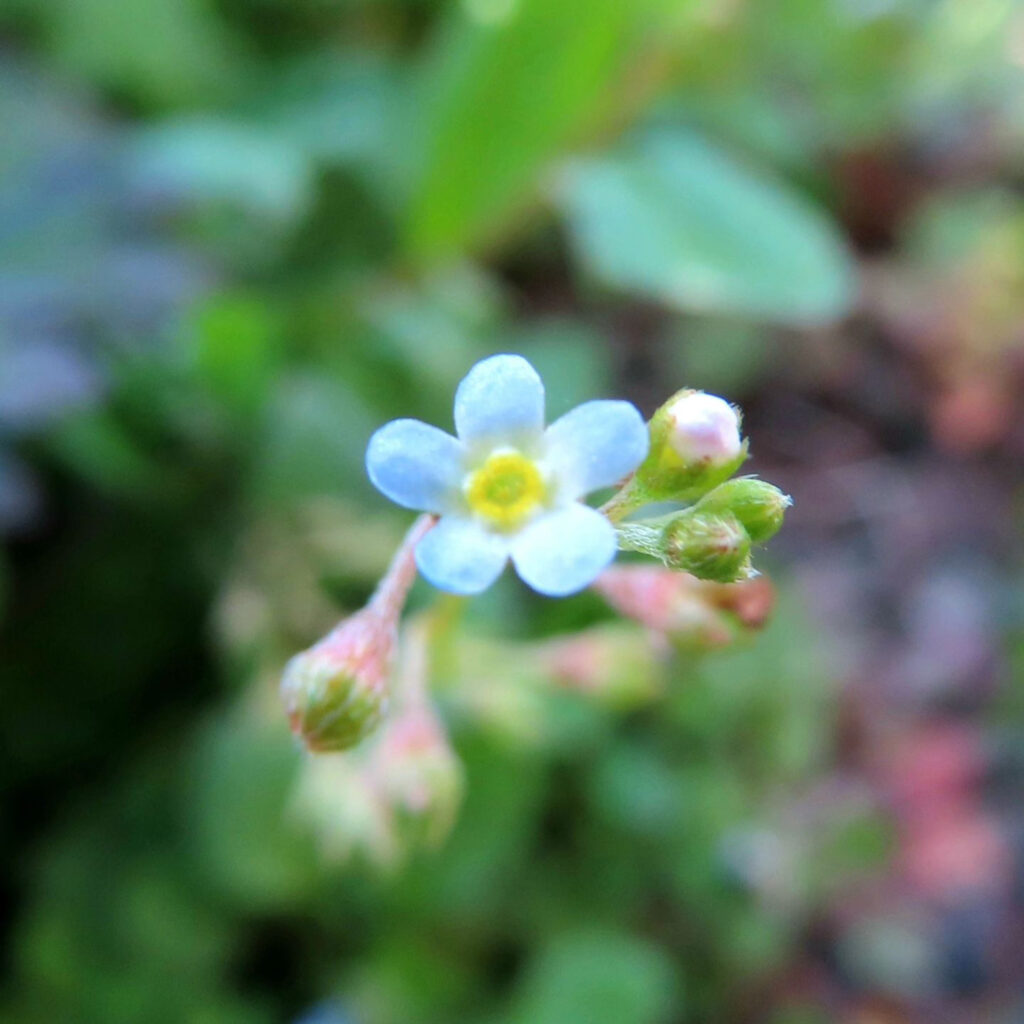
[560,129,853,322]
[1,0,1021,1021]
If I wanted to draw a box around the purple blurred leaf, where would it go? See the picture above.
[0,340,103,431]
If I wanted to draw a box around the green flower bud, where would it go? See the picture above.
[660,511,751,583]
[631,390,749,505]
[695,477,792,544]
[281,613,393,752]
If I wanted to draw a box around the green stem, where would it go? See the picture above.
[424,593,467,693]
[599,476,648,524]
[614,522,665,560]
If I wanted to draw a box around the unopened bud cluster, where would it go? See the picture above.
[659,477,791,581]
[281,518,466,867]
[279,368,791,867]
[288,610,464,868]
[609,389,790,584]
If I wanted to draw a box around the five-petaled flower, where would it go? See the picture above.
[366,354,649,597]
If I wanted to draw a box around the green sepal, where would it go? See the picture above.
[694,476,791,545]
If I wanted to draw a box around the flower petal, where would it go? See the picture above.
[415,516,510,595]
[542,399,649,499]
[366,419,464,513]
[454,354,545,445]
[511,503,617,597]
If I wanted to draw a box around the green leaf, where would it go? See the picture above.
[43,410,169,501]
[507,929,678,1024]
[186,712,319,912]
[250,54,395,167]
[559,129,856,324]
[404,0,663,261]
[190,294,283,418]
[252,371,377,506]
[39,0,244,108]
[128,117,314,225]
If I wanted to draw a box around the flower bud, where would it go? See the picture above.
[632,390,748,503]
[542,624,664,708]
[593,565,775,651]
[695,477,791,544]
[372,708,464,851]
[661,511,751,583]
[593,565,731,648]
[291,753,396,864]
[665,391,743,463]
[281,611,394,753]
[704,576,776,629]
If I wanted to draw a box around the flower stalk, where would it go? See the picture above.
[281,515,435,753]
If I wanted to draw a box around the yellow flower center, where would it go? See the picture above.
[465,450,546,530]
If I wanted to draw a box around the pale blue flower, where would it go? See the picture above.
[366,354,649,597]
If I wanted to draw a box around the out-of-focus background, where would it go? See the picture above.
[1,0,1023,1021]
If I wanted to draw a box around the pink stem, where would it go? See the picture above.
[367,514,436,623]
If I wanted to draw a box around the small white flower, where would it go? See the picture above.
[366,354,649,597]
[665,391,741,465]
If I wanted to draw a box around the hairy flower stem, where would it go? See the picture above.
[352,514,436,629]
[600,476,646,524]
[391,617,431,711]
[614,522,665,560]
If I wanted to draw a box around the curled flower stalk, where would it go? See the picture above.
[282,352,792,861]
[364,514,436,622]
[281,515,433,752]
[291,618,464,867]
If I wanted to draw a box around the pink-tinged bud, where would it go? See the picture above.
[593,565,775,650]
[665,391,743,465]
[703,576,775,630]
[289,617,464,868]
[281,610,395,753]
[371,705,463,850]
[291,701,463,868]
[593,565,701,633]
[542,624,663,708]
[281,515,434,754]
[630,389,749,505]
